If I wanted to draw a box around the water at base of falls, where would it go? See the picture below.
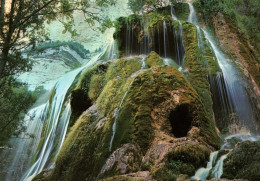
[191,151,218,181]
[191,134,260,181]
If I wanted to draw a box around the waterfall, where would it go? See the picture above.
[187,2,260,180]
[204,30,258,133]
[191,134,259,181]
[0,104,48,181]
[104,40,118,61]
[211,154,229,179]
[191,151,218,181]
[170,5,178,21]
[109,57,146,151]
[21,68,87,181]
[187,2,199,26]
[163,21,167,58]
[188,2,259,133]
[170,5,185,66]
[19,45,115,181]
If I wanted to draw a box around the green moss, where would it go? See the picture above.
[223,141,260,181]
[174,3,190,21]
[76,63,109,97]
[168,143,210,169]
[43,55,220,180]
[89,74,106,100]
[145,51,163,68]
[105,58,142,82]
[182,23,213,119]
[152,167,178,181]
[181,22,221,149]
[48,88,56,104]
[153,143,210,180]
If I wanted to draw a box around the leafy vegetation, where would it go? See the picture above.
[0,80,46,147]
[194,0,260,55]
[128,0,157,12]
[0,0,114,83]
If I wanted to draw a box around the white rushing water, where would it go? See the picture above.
[187,2,260,180]
[170,5,185,66]
[203,30,257,132]
[0,104,48,181]
[211,153,229,179]
[191,151,218,181]
[163,21,167,58]
[21,52,107,181]
[191,134,259,181]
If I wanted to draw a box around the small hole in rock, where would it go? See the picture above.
[169,104,193,138]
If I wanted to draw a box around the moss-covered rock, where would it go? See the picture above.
[182,21,220,123]
[114,6,184,63]
[39,56,220,181]
[222,141,260,181]
[145,51,163,68]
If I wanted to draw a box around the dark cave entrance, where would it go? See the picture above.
[169,104,193,138]
[70,89,92,126]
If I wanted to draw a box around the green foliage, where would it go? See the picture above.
[128,0,157,12]
[0,79,45,146]
[194,0,260,54]
[173,3,189,21]
[0,0,115,81]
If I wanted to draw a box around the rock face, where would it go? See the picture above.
[212,13,260,99]
[19,43,89,90]
[222,141,260,181]
[33,53,220,181]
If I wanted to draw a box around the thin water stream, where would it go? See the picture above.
[109,57,146,151]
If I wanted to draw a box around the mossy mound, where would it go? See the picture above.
[222,141,260,181]
[145,51,164,68]
[39,55,220,180]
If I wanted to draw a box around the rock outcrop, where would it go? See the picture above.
[222,141,260,181]
[33,53,220,181]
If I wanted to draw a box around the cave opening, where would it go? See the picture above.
[70,89,92,127]
[169,104,193,138]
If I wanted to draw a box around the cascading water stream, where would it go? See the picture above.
[21,68,89,181]
[203,30,258,132]
[170,5,185,66]
[191,134,260,181]
[163,21,167,58]
[109,57,146,151]
[0,104,48,181]
[186,2,260,180]
[20,43,117,181]
[187,2,259,133]
[191,151,218,181]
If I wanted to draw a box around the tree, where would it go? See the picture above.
[0,0,115,81]
[0,0,115,146]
